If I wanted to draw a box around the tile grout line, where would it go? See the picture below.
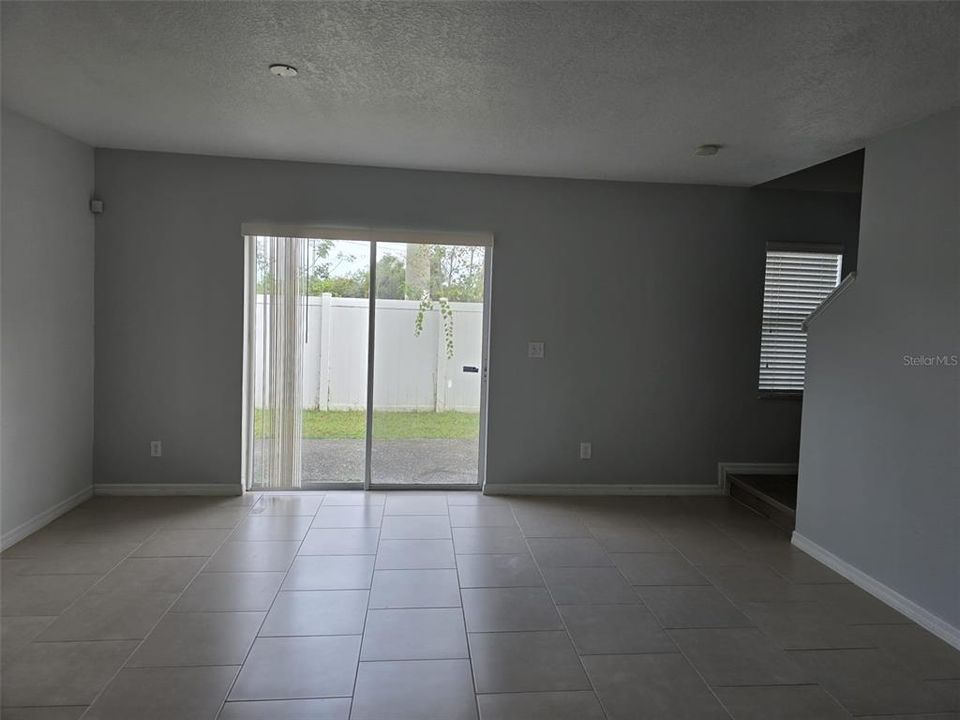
[591,504,741,720]
[509,501,614,720]
[10,511,173,631]
[647,501,874,717]
[584,505,703,719]
[448,495,483,720]
[661,506,864,715]
[345,491,387,720]
[217,493,334,717]
[8,493,952,718]
[4,498,253,660]
[70,493,265,719]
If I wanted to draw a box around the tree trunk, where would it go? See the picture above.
[404,243,431,299]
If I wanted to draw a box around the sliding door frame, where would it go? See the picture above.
[477,245,493,493]
[363,242,377,491]
[241,234,257,493]
[364,242,492,493]
[242,225,493,493]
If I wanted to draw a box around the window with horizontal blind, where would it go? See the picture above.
[759,248,843,393]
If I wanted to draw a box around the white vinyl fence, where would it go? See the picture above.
[254,294,483,412]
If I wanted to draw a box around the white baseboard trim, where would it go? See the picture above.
[1,485,94,551]
[483,483,723,497]
[717,462,798,494]
[792,532,960,651]
[93,483,243,497]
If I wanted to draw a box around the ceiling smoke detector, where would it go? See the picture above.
[695,144,722,156]
[269,64,298,78]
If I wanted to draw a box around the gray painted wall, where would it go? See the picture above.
[1,108,95,535]
[797,109,960,630]
[93,150,859,488]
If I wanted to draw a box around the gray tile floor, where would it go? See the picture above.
[2,491,959,719]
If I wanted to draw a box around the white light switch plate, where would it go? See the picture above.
[528,342,545,359]
[580,442,592,460]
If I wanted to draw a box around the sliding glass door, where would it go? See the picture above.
[370,242,486,486]
[244,229,489,491]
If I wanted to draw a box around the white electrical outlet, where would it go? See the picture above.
[528,341,545,359]
[150,440,162,457]
[580,442,592,460]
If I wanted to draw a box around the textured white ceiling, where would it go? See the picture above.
[2,2,957,185]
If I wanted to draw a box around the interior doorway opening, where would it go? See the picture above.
[242,226,492,492]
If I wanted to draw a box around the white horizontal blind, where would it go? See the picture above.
[759,250,842,392]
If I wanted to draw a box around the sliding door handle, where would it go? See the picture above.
[462,365,479,373]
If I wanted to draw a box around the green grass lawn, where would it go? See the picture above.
[255,410,479,440]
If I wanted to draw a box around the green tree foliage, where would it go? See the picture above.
[413,245,485,358]
[256,241,484,302]
[427,245,484,302]
[374,254,406,299]
[256,239,408,300]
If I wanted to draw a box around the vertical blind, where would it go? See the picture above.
[759,249,843,392]
[251,235,306,488]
